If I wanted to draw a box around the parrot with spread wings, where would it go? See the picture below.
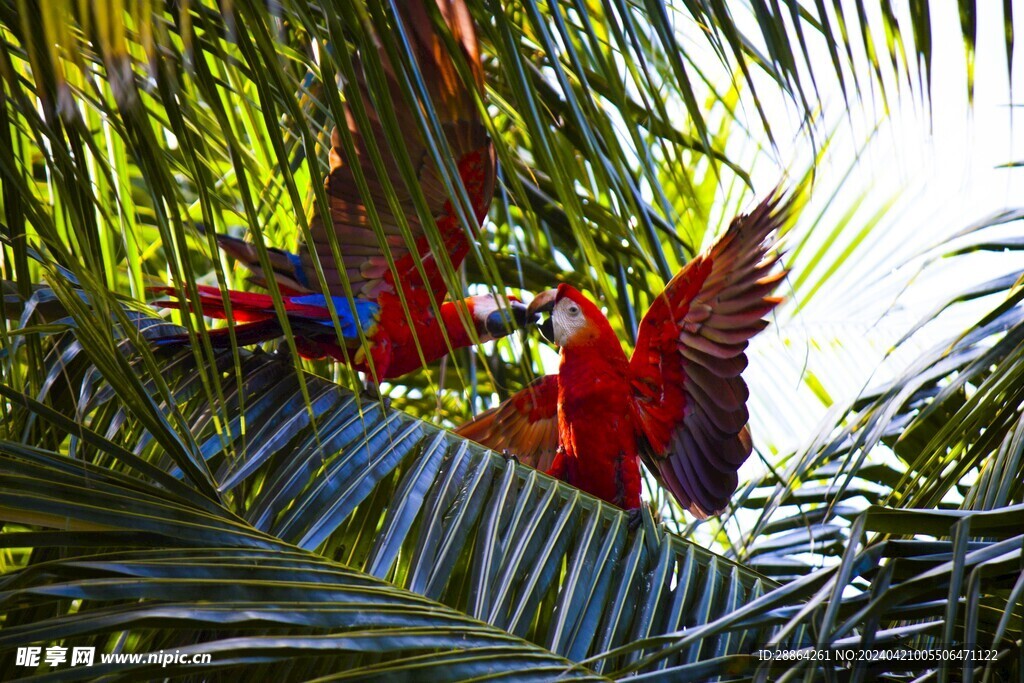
[456,192,790,517]
[153,0,531,382]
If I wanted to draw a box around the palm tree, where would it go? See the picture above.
[1,0,1021,679]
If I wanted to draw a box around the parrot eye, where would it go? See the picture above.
[566,303,581,316]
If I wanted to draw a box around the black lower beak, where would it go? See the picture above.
[485,300,535,338]
[538,316,554,344]
[525,290,558,346]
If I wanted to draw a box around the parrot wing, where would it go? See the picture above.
[302,0,496,303]
[628,190,791,518]
[454,374,561,471]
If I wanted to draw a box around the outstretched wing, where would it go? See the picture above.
[303,0,496,302]
[455,375,560,471]
[628,191,791,518]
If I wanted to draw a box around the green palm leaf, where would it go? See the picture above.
[0,311,781,675]
[3,0,1021,679]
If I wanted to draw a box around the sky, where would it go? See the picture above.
[734,1,1024,459]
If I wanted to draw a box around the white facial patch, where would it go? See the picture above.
[471,294,501,321]
[552,298,586,346]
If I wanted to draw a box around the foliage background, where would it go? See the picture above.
[1,0,1022,679]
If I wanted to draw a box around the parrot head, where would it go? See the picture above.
[526,284,617,350]
[467,294,535,341]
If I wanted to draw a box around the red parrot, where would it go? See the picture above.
[153,0,531,382]
[457,192,790,517]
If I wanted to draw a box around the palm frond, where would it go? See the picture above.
[0,303,783,674]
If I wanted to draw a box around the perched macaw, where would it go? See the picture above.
[153,0,530,382]
[457,192,790,517]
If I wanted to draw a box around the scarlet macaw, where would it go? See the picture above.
[456,192,790,517]
[154,0,531,382]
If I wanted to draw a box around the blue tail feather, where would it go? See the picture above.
[289,295,379,338]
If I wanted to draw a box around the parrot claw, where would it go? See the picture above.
[626,504,661,532]
[626,507,644,532]
[500,448,519,464]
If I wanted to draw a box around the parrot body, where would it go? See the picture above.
[457,192,790,516]
[547,303,641,508]
[153,0,529,382]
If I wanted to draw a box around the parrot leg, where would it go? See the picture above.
[626,503,662,532]
[500,448,519,464]
[626,507,644,532]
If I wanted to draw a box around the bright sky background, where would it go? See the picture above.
[736,1,1024,462]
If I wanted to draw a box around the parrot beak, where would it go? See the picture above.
[538,317,555,345]
[484,299,534,338]
[527,289,558,346]
[526,289,558,317]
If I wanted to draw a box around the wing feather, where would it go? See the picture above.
[301,0,495,302]
[629,190,792,518]
[455,375,560,471]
